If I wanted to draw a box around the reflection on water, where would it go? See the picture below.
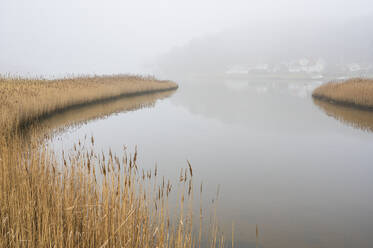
[223,78,322,99]
[37,90,176,138]
[314,98,373,132]
[49,77,373,248]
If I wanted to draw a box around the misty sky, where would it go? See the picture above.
[1,0,372,76]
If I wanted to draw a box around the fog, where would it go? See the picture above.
[159,16,373,77]
[1,0,372,77]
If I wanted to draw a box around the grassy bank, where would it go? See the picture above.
[312,78,373,110]
[0,76,224,247]
[0,75,178,136]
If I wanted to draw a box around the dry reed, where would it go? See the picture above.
[0,75,178,136]
[0,75,226,247]
[312,78,373,109]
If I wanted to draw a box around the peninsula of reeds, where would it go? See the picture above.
[0,75,178,135]
[312,78,373,110]
[0,75,225,248]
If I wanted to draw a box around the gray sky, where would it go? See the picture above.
[1,0,372,76]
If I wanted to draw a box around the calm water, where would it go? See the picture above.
[49,76,373,248]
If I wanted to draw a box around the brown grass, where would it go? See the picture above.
[0,75,226,248]
[0,75,178,135]
[312,78,373,109]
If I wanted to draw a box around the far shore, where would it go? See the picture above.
[312,78,373,110]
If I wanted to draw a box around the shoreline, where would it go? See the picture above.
[20,90,177,141]
[17,85,178,132]
[312,78,373,111]
[312,94,373,111]
[0,75,178,135]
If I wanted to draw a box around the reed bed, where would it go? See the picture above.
[0,75,178,135]
[312,78,373,109]
[0,134,224,248]
[0,76,225,247]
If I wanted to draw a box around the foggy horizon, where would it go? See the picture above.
[1,0,373,77]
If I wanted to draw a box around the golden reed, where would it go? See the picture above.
[0,75,225,248]
[312,78,373,110]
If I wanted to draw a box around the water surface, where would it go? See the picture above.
[50,76,373,248]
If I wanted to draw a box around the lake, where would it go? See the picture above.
[48,76,373,248]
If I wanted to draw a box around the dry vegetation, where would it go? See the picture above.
[0,75,178,135]
[312,78,373,109]
[0,75,225,247]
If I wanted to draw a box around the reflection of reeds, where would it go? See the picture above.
[312,78,373,110]
[256,224,259,248]
[31,90,176,139]
[313,98,373,132]
[0,75,226,247]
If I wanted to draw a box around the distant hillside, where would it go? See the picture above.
[159,16,373,77]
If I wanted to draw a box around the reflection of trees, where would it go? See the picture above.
[313,99,373,132]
